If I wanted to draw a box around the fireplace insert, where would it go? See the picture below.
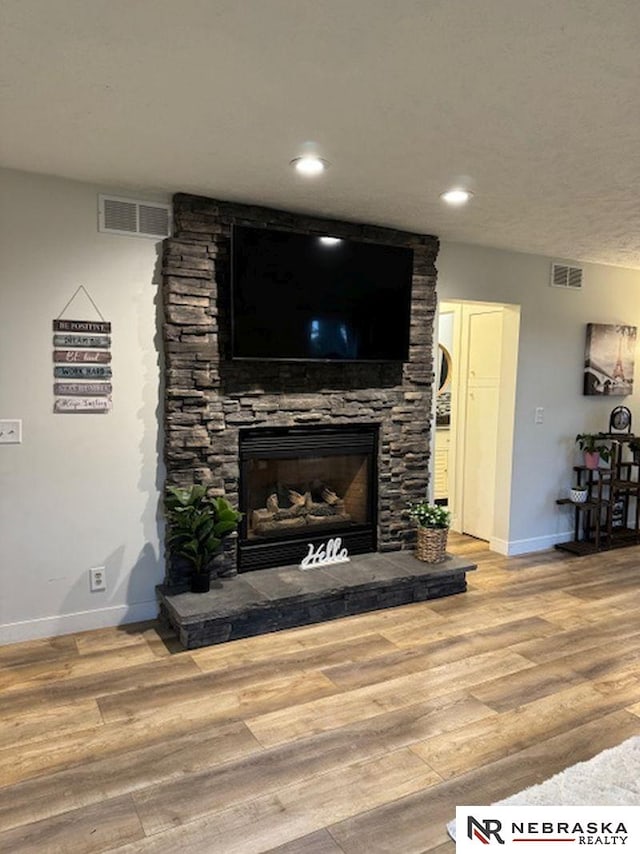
[238,424,378,571]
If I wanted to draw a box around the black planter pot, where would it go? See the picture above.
[190,572,211,593]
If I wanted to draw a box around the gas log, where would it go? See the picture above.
[251,480,351,535]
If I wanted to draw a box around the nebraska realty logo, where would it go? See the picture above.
[456,807,638,852]
[468,815,506,844]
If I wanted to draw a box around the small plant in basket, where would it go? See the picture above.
[408,501,451,563]
[408,501,451,529]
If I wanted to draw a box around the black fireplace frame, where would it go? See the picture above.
[238,423,379,572]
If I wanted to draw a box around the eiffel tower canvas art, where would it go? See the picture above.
[584,323,637,396]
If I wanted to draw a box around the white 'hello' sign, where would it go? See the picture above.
[299,537,350,570]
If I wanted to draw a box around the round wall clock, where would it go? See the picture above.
[609,406,632,433]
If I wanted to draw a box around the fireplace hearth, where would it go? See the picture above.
[239,424,378,571]
[159,551,475,648]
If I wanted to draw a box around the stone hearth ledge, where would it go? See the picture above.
[158,552,476,649]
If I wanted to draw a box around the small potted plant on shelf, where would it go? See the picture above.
[575,433,611,470]
[165,485,242,593]
[408,500,451,564]
[628,439,640,464]
[569,484,589,503]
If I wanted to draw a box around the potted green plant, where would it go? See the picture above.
[575,433,611,470]
[165,485,242,593]
[628,439,640,464]
[408,500,451,563]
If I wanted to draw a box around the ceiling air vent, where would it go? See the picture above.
[551,262,583,290]
[98,194,172,239]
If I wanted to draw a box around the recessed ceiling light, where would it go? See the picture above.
[440,188,474,205]
[290,156,329,176]
[319,236,341,246]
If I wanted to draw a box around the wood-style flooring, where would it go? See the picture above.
[0,534,639,853]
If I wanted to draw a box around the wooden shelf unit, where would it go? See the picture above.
[556,435,640,555]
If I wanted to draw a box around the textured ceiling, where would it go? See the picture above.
[1,0,640,268]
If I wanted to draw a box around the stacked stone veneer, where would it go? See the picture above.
[162,193,439,582]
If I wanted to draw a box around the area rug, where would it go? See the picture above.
[447,735,640,841]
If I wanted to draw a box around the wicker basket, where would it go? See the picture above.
[415,526,448,563]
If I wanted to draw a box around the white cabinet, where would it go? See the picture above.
[434,429,450,500]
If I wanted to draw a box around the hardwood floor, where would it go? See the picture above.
[0,534,639,853]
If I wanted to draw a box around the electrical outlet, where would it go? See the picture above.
[0,419,22,444]
[90,567,106,592]
[535,407,544,424]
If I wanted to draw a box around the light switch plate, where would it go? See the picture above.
[0,419,22,444]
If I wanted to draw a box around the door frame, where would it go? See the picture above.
[433,299,520,551]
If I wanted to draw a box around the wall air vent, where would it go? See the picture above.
[551,262,583,290]
[98,194,172,239]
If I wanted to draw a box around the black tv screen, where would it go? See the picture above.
[231,225,414,362]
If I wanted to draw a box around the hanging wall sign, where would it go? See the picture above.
[53,335,111,349]
[53,319,111,334]
[53,350,111,363]
[54,382,112,396]
[54,364,112,379]
[54,397,112,413]
[52,287,113,413]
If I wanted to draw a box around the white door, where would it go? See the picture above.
[461,309,503,540]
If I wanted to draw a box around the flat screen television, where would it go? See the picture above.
[231,225,414,362]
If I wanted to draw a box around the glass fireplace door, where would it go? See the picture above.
[246,453,370,540]
[238,424,378,571]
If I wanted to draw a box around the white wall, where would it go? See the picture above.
[0,168,166,642]
[3,168,640,641]
[438,241,640,553]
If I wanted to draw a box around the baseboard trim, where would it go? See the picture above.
[489,532,573,556]
[0,600,159,645]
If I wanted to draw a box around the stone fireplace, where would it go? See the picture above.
[162,193,439,585]
[158,194,478,648]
